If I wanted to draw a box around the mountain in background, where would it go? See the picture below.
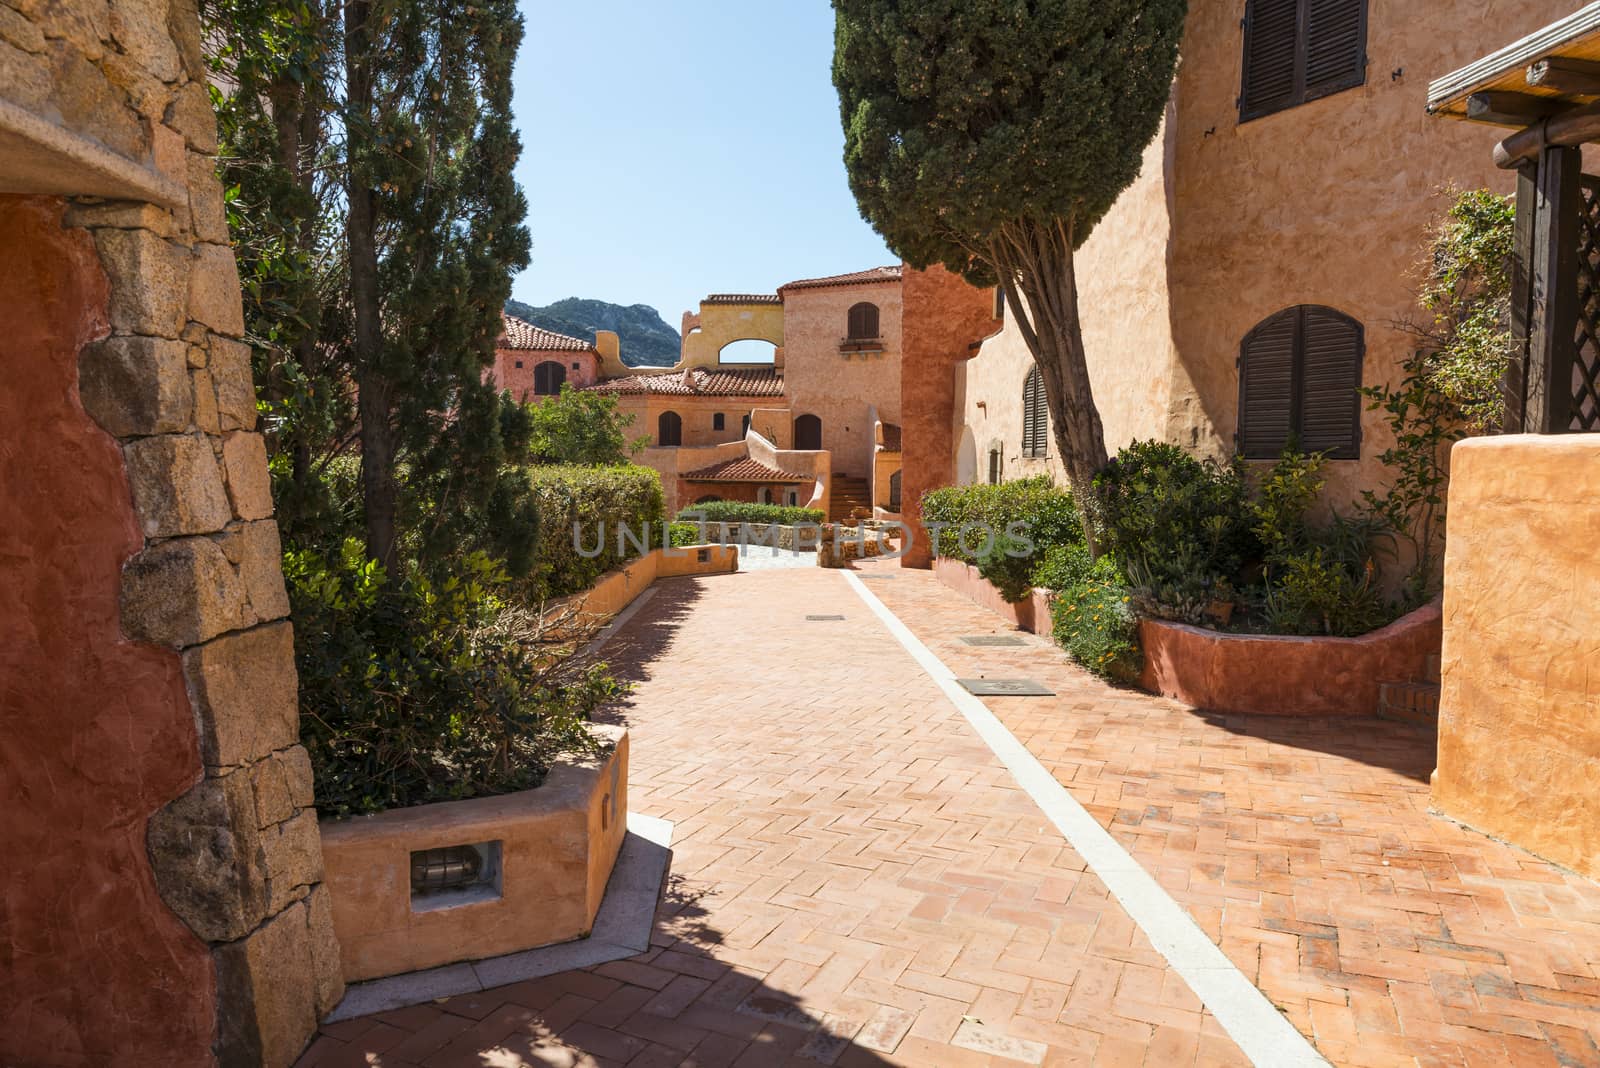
[504,297,680,368]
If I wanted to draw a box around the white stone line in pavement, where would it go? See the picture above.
[841,570,1332,1068]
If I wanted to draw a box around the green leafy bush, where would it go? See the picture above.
[667,521,706,548]
[675,501,825,526]
[922,478,1081,562]
[530,465,666,599]
[287,542,618,816]
[1262,543,1389,637]
[1051,577,1141,683]
[1094,441,1256,621]
[525,385,647,465]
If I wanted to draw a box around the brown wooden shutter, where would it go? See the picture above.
[1241,0,1299,120]
[1298,306,1363,458]
[1022,368,1048,458]
[1238,310,1297,458]
[848,302,879,340]
[1304,0,1366,101]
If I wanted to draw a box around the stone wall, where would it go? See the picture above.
[0,0,341,1062]
[1433,436,1600,880]
[491,346,598,403]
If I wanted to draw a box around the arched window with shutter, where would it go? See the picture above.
[533,360,566,396]
[1021,367,1049,458]
[1240,0,1367,122]
[1238,305,1363,460]
[847,302,880,340]
[657,410,683,447]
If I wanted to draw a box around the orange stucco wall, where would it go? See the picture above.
[491,347,597,404]
[1432,436,1600,880]
[953,0,1572,512]
[0,197,215,1065]
[781,282,903,480]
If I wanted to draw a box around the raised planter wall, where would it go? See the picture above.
[932,557,1054,634]
[318,724,629,982]
[571,543,738,621]
[1139,603,1442,717]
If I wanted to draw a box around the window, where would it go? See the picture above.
[847,302,880,340]
[533,360,566,396]
[756,487,770,504]
[1240,0,1367,122]
[794,413,822,451]
[993,287,1005,320]
[1238,305,1364,460]
[571,361,580,370]
[888,470,902,512]
[712,413,725,431]
[514,359,523,369]
[1022,367,1049,458]
[657,410,683,446]
[741,414,751,437]
[787,490,798,506]
[987,447,1003,485]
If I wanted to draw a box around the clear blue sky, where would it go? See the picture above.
[507,1,893,329]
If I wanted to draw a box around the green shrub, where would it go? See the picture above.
[675,501,825,526]
[1094,441,1256,622]
[1032,542,1121,592]
[667,521,705,548]
[975,533,1039,603]
[921,478,1081,565]
[529,465,665,599]
[1051,576,1141,683]
[1262,545,1389,637]
[287,542,619,816]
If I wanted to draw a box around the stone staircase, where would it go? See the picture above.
[1377,654,1441,727]
[829,475,872,522]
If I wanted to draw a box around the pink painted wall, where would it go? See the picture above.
[491,346,597,404]
[0,197,215,1065]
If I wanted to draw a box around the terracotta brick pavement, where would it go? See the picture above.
[858,560,1600,1067]
[299,568,1250,1067]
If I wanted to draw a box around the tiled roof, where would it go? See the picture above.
[780,265,903,292]
[703,293,783,305]
[681,457,809,483]
[583,367,784,398]
[878,423,902,451]
[500,314,594,352]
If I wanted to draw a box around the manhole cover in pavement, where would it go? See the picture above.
[959,635,1026,647]
[958,678,1055,696]
[806,614,846,621]
[857,573,896,580]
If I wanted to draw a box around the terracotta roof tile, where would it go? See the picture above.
[499,313,594,352]
[582,367,784,398]
[681,457,809,483]
[703,293,783,305]
[780,265,903,292]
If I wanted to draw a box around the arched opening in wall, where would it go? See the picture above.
[756,487,770,504]
[987,443,1004,485]
[718,339,777,365]
[741,414,751,437]
[786,489,799,506]
[533,360,566,396]
[847,302,880,340]
[888,470,902,511]
[956,427,977,485]
[657,410,683,446]
[794,413,822,451]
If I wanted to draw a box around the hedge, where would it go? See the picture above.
[530,465,665,599]
[920,477,1081,567]
[676,501,825,526]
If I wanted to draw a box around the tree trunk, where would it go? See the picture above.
[991,218,1110,554]
[345,0,399,574]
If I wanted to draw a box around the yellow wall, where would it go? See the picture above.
[1432,435,1600,880]
[680,300,785,369]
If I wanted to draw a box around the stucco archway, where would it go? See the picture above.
[956,426,977,485]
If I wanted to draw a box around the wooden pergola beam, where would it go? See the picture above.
[1526,56,1600,96]
[1468,90,1569,126]
[1494,98,1600,167]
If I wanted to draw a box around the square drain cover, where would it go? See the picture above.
[857,573,896,580]
[806,614,846,621]
[959,635,1026,647]
[958,678,1055,696]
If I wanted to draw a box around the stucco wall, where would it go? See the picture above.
[678,299,785,369]
[491,347,597,404]
[614,393,758,450]
[1433,436,1600,880]
[952,0,1571,513]
[781,281,903,479]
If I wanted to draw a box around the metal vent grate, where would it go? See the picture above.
[959,635,1026,647]
[958,678,1055,697]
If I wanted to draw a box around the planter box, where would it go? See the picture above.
[1138,603,1442,717]
[318,724,629,982]
[572,544,738,621]
[933,557,1054,634]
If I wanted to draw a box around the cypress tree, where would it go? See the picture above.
[832,0,1187,543]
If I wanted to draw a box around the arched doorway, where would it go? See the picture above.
[533,360,566,396]
[794,413,822,451]
[956,426,977,485]
[658,410,683,446]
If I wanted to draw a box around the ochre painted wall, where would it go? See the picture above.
[1433,436,1600,880]
[781,281,903,479]
[0,197,215,1065]
[678,300,785,369]
[954,0,1573,513]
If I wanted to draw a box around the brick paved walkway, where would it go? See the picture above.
[299,563,1600,1068]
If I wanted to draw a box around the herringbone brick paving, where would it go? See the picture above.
[298,568,1249,1067]
[858,560,1600,1067]
[299,562,1600,1067]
